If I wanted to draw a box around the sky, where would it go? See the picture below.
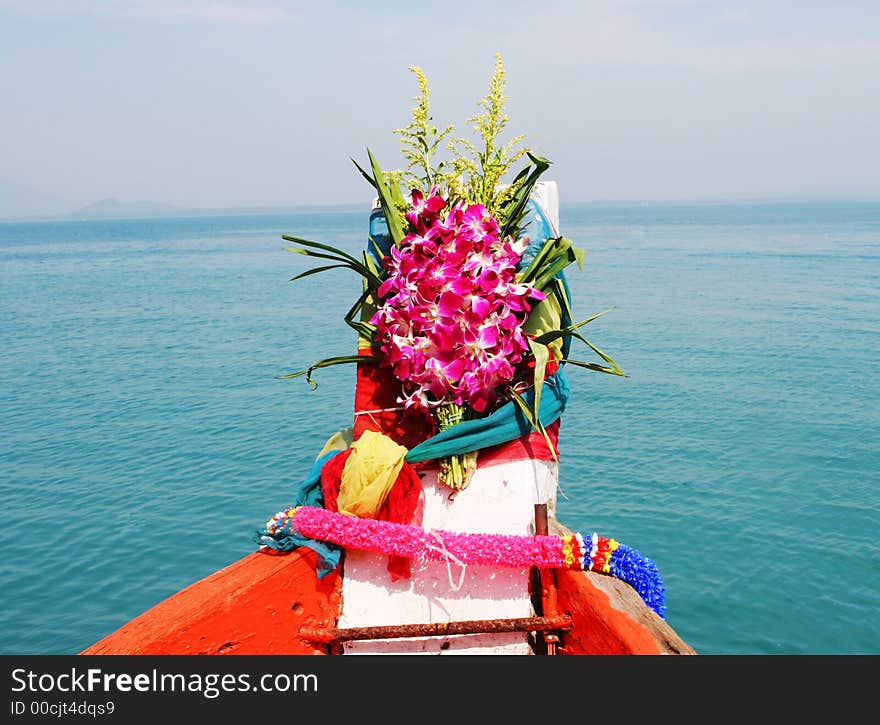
[1,0,879,217]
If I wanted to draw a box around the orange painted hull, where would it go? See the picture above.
[83,548,342,656]
[81,528,695,656]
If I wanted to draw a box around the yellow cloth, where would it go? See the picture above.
[336,430,408,518]
[317,427,354,459]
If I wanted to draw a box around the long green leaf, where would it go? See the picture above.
[517,236,577,286]
[371,149,408,242]
[498,152,551,241]
[352,156,378,190]
[282,235,362,265]
[550,277,575,324]
[560,333,626,377]
[508,388,559,463]
[346,322,377,340]
[517,235,561,284]
[343,286,379,342]
[367,236,387,264]
[530,308,614,346]
[509,387,542,433]
[283,245,383,289]
[284,246,361,266]
[278,354,378,388]
[526,338,549,417]
[289,263,350,282]
[533,248,584,291]
[352,150,406,246]
[561,358,627,377]
[363,244,383,275]
[578,337,626,376]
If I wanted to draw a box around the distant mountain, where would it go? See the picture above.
[58,198,364,220]
[66,197,182,219]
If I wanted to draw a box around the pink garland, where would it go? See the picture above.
[275,505,590,571]
[258,504,668,618]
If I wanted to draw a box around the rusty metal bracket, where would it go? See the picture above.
[299,613,573,646]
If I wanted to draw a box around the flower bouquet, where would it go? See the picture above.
[281,55,624,492]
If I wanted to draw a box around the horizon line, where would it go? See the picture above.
[2,194,880,223]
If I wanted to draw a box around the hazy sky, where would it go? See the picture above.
[1,0,879,215]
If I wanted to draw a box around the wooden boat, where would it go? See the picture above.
[81,519,693,656]
[82,184,696,657]
[81,349,695,658]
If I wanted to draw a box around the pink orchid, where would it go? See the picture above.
[405,187,446,232]
[370,189,545,416]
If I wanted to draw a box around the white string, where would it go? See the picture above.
[353,406,406,415]
[353,406,406,430]
[424,529,467,591]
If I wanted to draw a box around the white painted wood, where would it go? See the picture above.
[339,458,558,655]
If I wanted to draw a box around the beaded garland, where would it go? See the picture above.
[258,505,666,618]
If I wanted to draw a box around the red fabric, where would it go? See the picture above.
[478,419,561,467]
[349,350,561,579]
[354,354,435,452]
[354,353,561,466]
[319,448,351,515]
[320,447,425,581]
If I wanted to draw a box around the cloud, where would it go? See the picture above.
[484,1,880,73]
[556,28,880,73]
[0,1,300,24]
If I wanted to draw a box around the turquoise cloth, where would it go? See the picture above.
[254,449,342,577]
[405,368,570,463]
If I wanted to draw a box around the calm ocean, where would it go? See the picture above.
[1,201,878,655]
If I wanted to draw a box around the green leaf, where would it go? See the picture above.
[283,239,383,289]
[517,236,585,291]
[516,236,562,285]
[560,335,626,377]
[533,249,583,291]
[509,388,558,463]
[550,277,576,323]
[289,263,350,282]
[509,387,541,432]
[530,308,614,346]
[578,337,626,376]
[343,286,379,343]
[498,152,551,241]
[352,150,406,246]
[282,235,361,265]
[561,358,627,377]
[526,338,549,416]
[278,354,379,388]
[366,238,386,268]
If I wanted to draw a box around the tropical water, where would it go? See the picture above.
[1,201,878,656]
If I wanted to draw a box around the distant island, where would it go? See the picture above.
[0,197,365,222]
[70,197,182,219]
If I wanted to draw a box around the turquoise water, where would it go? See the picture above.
[1,202,878,655]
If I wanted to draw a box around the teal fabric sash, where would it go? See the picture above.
[405,368,570,463]
[254,449,342,576]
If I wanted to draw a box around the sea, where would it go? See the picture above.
[1,200,878,656]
